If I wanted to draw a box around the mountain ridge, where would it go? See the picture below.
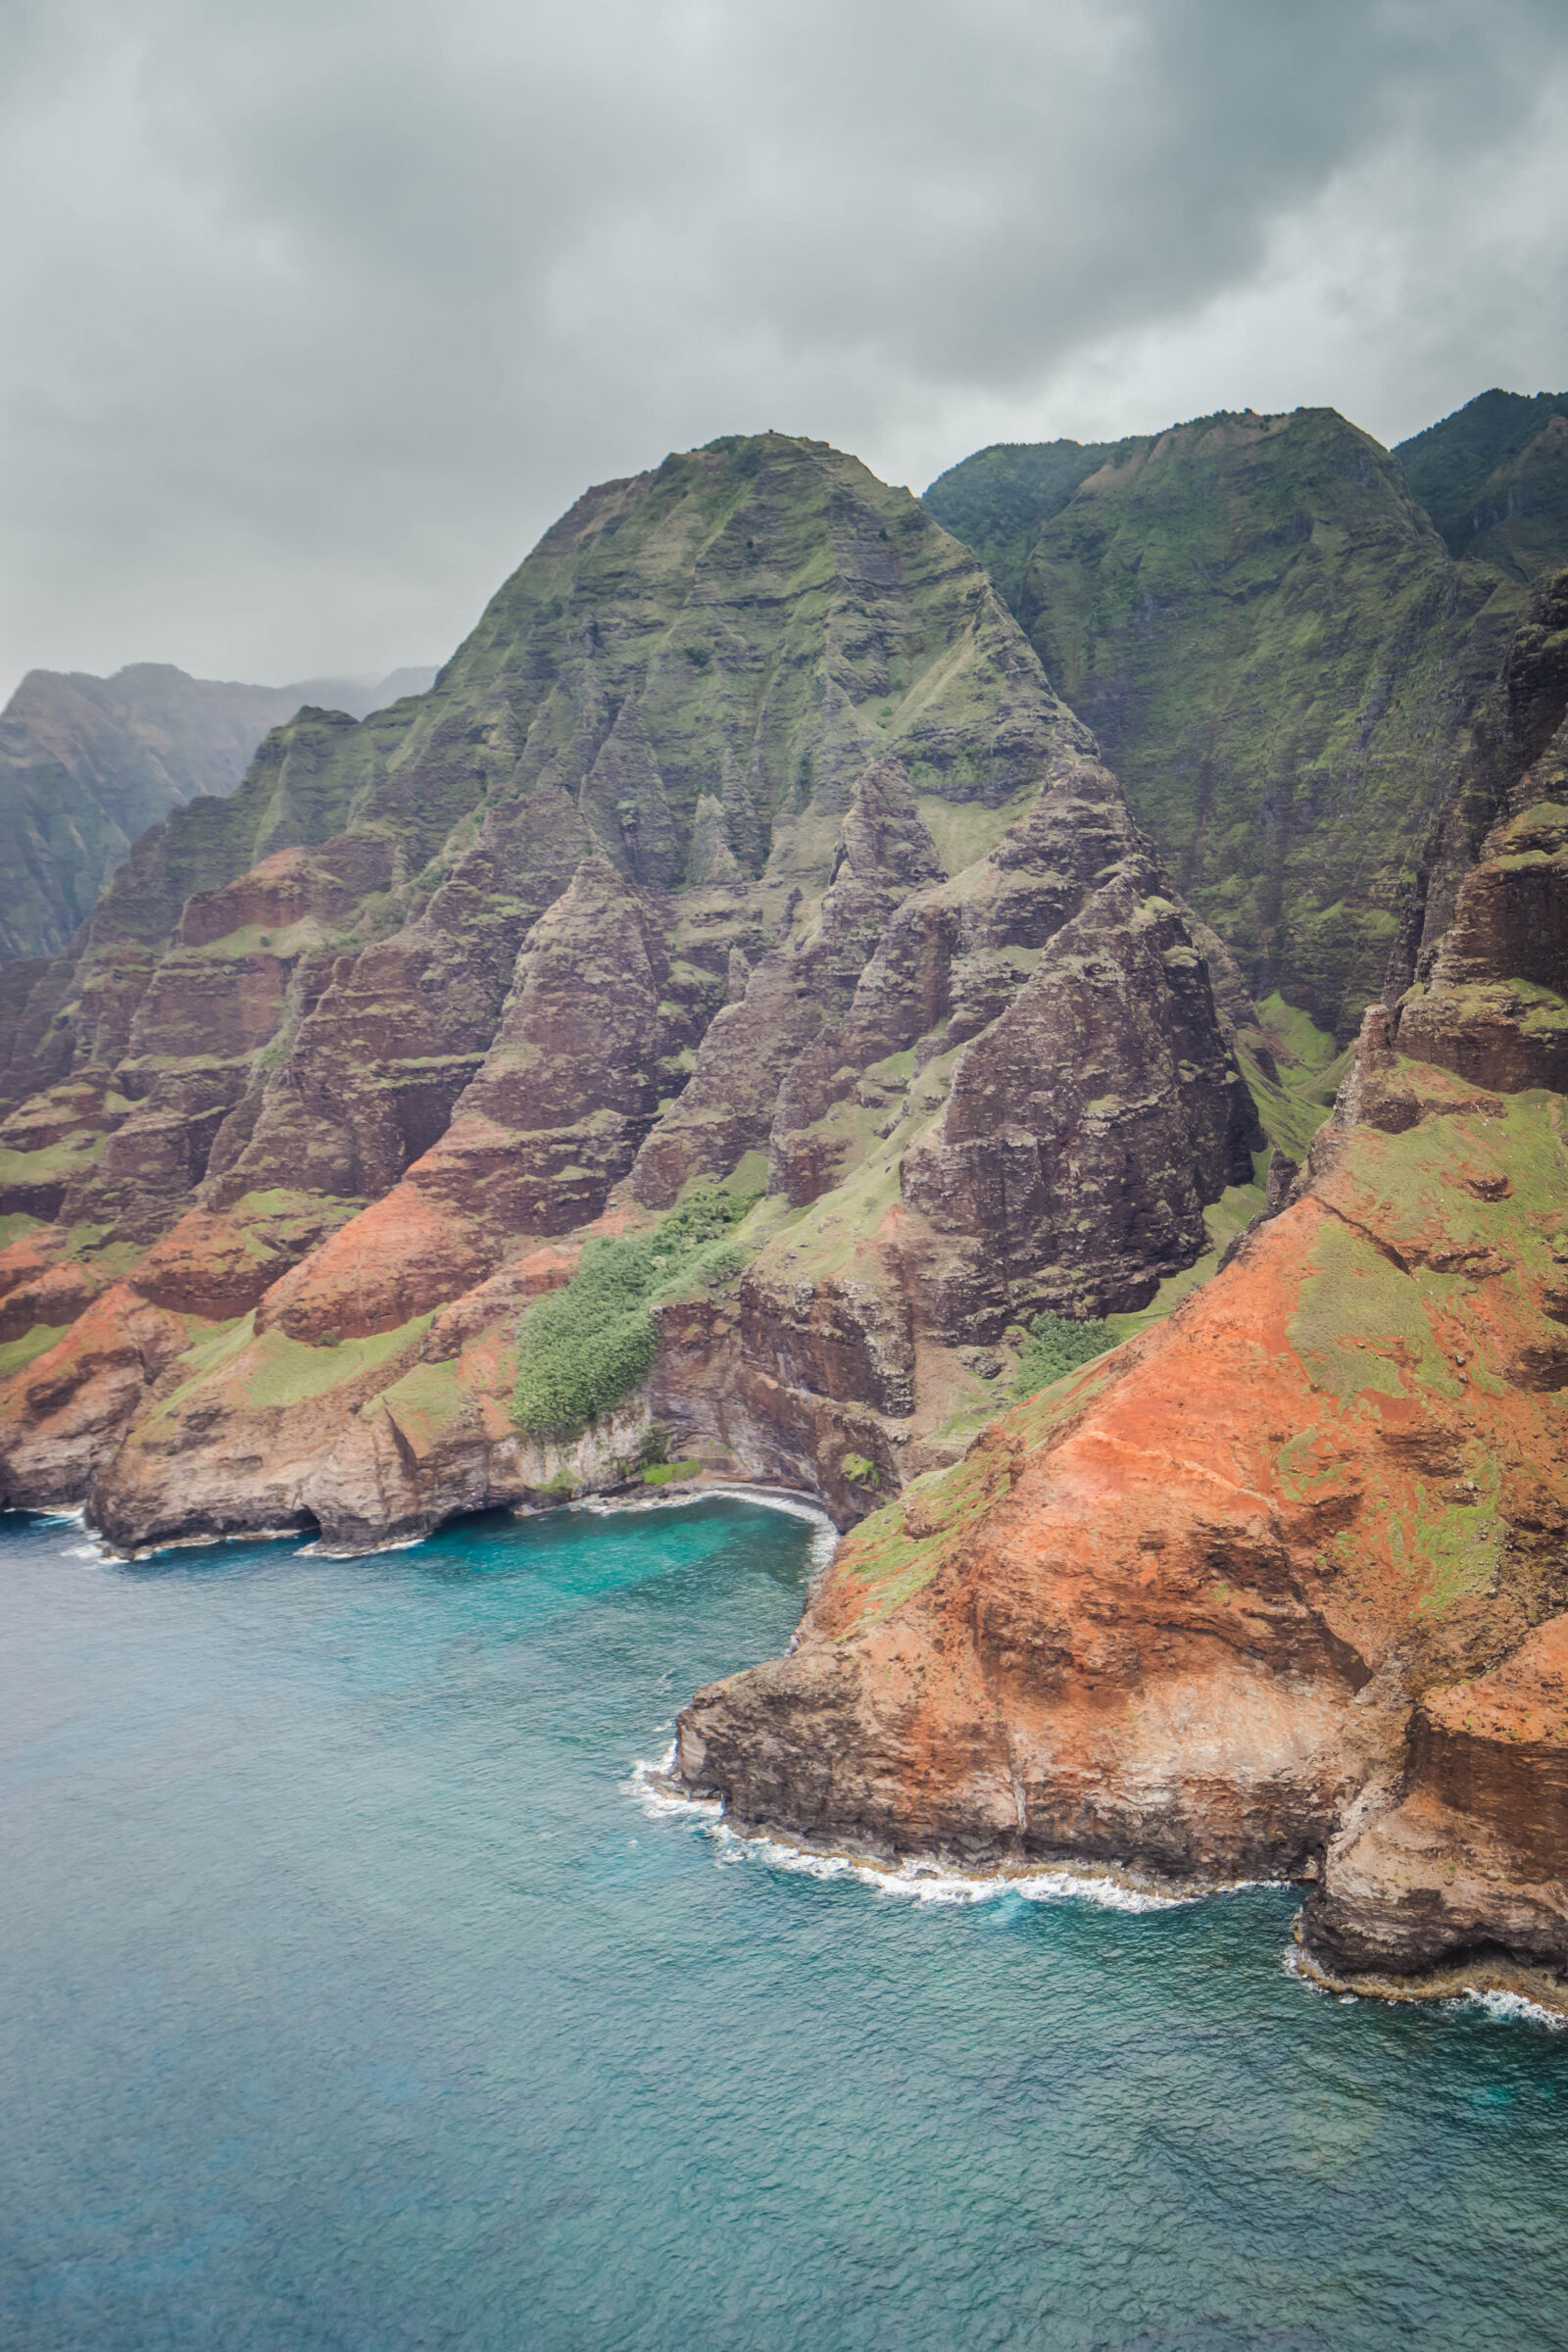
[1396,386,1568,574]
[924,395,1568,1039]
[0,661,438,963]
[5,412,1567,2009]
[0,430,1256,1544]
[668,559,1568,2008]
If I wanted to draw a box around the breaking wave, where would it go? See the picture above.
[584,1483,838,1570]
[627,1742,1284,1913]
[1454,1986,1568,2032]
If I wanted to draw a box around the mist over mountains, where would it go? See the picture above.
[3,375,1568,2007]
[0,662,437,959]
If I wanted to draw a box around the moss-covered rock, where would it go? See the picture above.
[926,405,1560,1037]
[1396,387,1568,576]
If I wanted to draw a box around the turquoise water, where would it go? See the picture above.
[4,1499,1568,2351]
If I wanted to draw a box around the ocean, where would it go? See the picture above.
[4,1495,1566,2350]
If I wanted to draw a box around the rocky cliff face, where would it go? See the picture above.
[671,566,1568,2007]
[0,433,1254,1552]
[926,404,1564,1039]
[0,662,434,963]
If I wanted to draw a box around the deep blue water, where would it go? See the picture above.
[4,1498,1568,2351]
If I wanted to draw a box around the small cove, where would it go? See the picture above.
[4,1495,1568,2350]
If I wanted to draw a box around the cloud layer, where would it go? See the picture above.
[5,0,1567,696]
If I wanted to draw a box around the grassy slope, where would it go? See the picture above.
[923,440,1114,611]
[835,1081,1568,1630]
[925,408,1543,1039]
[1396,389,1568,575]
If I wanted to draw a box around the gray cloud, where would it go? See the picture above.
[4,0,1567,699]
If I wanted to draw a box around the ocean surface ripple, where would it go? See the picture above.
[4,1496,1566,2351]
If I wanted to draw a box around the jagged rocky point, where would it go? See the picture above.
[3,407,1568,2013]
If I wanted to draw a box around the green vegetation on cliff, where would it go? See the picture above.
[0,427,1103,1301]
[513,1185,756,1441]
[1396,389,1568,575]
[642,1456,703,1486]
[17,431,1085,1001]
[1011,1310,1113,1399]
[926,404,1558,1037]
[921,439,1112,610]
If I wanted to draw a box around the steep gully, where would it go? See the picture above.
[0,432,1563,1999]
[0,433,1255,1552]
[672,567,1568,2002]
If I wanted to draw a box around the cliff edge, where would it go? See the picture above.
[671,567,1568,2005]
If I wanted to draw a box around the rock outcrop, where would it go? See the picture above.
[0,433,1253,1556]
[1394,576,1568,1095]
[670,565,1568,2006]
[0,662,434,963]
[676,1071,1568,1886]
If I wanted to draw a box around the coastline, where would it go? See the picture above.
[14,1470,841,1569]
[1287,1919,1568,2025]
[634,1747,1568,2027]
[631,1742,1294,1913]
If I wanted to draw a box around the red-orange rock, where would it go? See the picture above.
[675,1073,1568,1979]
[0,1282,197,1504]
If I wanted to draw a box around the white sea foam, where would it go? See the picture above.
[64,1523,327,1565]
[708,1827,1201,1911]
[1281,1943,1342,1998]
[718,1486,840,1572]
[120,1524,308,1562]
[1454,1986,1568,2031]
[1283,1944,1568,2027]
[582,1483,838,1568]
[626,1742,723,1821]
[296,1531,429,1560]
[627,1749,1282,1912]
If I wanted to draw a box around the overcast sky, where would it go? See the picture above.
[5,0,1568,701]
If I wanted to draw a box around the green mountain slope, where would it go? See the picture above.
[0,428,1102,1235]
[0,431,1263,1547]
[0,663,436,962]
[64,431,1074,972]
[1395,387,1568,577]
[925,406,1542,1035]
[922,439,1113,610]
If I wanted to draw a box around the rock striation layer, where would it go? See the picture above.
[672,566,1568,2003]
[0,434,1253,1552]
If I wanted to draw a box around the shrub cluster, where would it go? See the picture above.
[643,1458,703,1487]
[512,1185,757,1442]
[1012,1310,1113,1400]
